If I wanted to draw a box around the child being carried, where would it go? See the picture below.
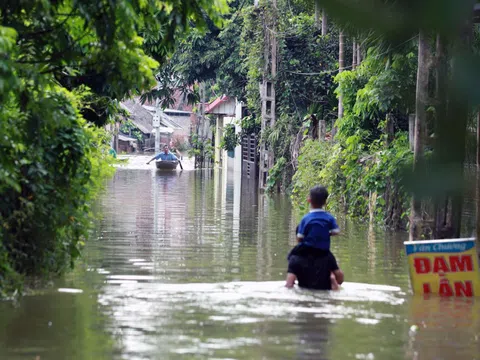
[285,186,344,290]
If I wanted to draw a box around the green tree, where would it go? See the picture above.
[0,0,228,295]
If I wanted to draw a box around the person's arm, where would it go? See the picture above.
[330,215,341,236]
[296,217,306,243]
[146,154,158,164]
[285,273,297,288]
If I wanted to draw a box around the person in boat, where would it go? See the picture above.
[285,186,344,290]
[146,145,178,164]
[170,146,183,160]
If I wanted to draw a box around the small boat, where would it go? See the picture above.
[155,160,178,170]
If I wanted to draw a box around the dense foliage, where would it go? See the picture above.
[291,43,418,228]
[220,124,240,152]
[149,0,480,235]
[0,0,228,295]
[240,1,344,187]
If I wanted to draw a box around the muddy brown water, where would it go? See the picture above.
[1,167,479,359]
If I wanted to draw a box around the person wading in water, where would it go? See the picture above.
[285,186,344,290]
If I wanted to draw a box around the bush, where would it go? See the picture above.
[220,124,240,152]
[292,134,413,228]
[0,88,115,295]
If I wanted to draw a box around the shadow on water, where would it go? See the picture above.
[0,168,479,359]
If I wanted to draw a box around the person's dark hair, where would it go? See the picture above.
[309,186,328,207]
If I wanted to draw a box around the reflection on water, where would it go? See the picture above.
[0,168,479,359]
[407,297,480,360]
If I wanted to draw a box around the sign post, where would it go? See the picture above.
[404,238,480,297]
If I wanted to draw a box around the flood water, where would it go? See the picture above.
[1,166,480,359]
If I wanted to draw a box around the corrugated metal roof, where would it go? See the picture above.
[118,133,138,142]
[120,100,154,134]
[141,105,183,129]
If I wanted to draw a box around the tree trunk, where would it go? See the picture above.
[352,40,357,69]
[334,31,345,138]
[449,19,472,238]
[408,114,415,150]
[433,34,448,238]
[315,0,321,29]
[409,30,430,241]
[322,10,327,36]
[357,42,362,64]
[310,114,319,140]
[477,111,480,243]
[385,113,394,146]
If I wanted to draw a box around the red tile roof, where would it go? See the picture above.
[205,95,231,113]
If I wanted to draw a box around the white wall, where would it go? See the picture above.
[219,99,243,173]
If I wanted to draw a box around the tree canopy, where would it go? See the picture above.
[0,0,228,295]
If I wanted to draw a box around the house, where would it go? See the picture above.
[205,95,243,173]
[118,133,138,153]
[164,109,193,141]
[120,99,175,151]
[141,88,198,147]
[141,105,186,147]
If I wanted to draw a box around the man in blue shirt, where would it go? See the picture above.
[146,145,178,164]
[285,186,344,290]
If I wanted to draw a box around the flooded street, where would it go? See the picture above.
[1,162,480,359]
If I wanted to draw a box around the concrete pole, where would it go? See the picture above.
[215,115,224,167]
[319,120,326,141]
[234,100,243,174]
[154,99,161,153]
[155,128,160,153]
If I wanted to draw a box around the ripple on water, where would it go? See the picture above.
[1,168,479,360]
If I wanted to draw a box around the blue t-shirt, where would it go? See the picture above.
[297,209,339,250]
[155,152,178,161]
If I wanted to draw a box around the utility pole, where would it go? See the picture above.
[258,0,278,189]
[194,82,207,168]
[333,30,345,139]
[153,98,161,154]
